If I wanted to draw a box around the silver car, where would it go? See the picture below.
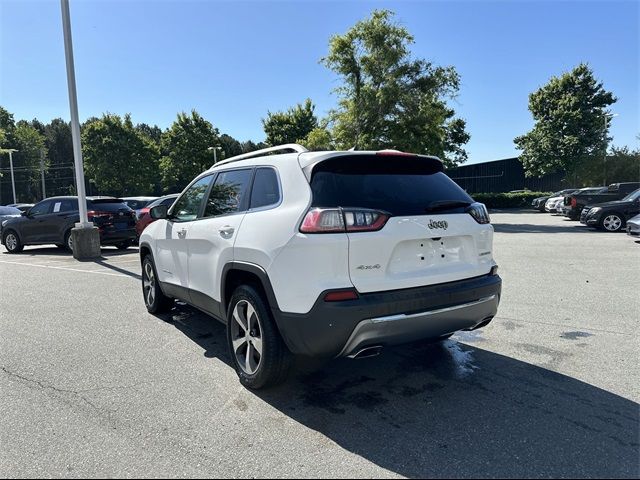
[627,213,640,237]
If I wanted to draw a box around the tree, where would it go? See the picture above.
[576,145,640,185]
[136,123,163,145]
[262,99,318,146]
[321,9,470,166]
[159,110,219,191]
[82,113,159,196]
[11,121,47,202]
[514,63,617,181]
[302,127,333,151]
[219,133,243,161]
[43,119,75,196]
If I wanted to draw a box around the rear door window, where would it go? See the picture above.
[249,168,280,209]
[203,169,252,218]
[310,155,472,216]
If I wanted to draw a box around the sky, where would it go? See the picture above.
[0,0,638,164]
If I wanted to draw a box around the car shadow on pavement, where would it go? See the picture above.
[493,223,604,234]
[157,303,640,479]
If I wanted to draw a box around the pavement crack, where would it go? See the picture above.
[1,365,114,415]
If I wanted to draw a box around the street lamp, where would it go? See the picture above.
[61,0,100,259]
[208,146,222,164]
[603,112,619,186]
[4,149,18,204]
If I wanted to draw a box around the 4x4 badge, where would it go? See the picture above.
[428,220,448,230]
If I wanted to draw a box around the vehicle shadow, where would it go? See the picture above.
[492,223,603,234]
[1,245,139,258]
[156,303,640,478]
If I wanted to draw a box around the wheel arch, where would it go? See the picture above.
[221,262,281,318]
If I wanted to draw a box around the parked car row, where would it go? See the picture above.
[532,182,640,235]
[1,194,178,254]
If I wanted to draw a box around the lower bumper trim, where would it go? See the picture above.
[337,294,500,357]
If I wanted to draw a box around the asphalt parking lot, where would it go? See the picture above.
[1,211,638,478]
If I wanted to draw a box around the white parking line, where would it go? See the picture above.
[0,259,131,278]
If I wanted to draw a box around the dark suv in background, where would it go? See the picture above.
[1,196,137,253]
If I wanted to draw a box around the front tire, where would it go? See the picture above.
[600,213,625,232]
[142,256,173,313]
[227,285,292,389]
[3,230,23,253]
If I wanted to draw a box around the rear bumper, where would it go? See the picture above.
[99,227,137,245]
[274,273,502,358]
[627,223,640,236]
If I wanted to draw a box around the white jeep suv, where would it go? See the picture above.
[140,144,501,389]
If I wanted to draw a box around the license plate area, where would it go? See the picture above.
[388,236,473,275]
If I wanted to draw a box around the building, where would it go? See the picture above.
[446,157,565,194]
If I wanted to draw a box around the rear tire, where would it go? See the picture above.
[3,230,23,253]
[63,230,73,252]
[227,285,292,389]
[142,255,174,313]
[117,241,132,250]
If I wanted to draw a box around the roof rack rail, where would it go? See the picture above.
[211,143,308,168]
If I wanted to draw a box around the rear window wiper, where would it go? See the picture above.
[425,200,472,212]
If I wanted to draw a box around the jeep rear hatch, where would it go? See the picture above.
[305,154,495,292]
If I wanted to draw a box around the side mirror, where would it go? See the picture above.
[150,205,168,220]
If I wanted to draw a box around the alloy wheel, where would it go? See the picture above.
[143,261,156,307]
[603,215,622,232]
[5,233,17,251]
[67,233,74,251]
[230,300,263,375]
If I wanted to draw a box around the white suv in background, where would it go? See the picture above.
[139,144,502,389]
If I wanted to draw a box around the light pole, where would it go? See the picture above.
[603,112,618,186]
[5,149,18,204]
[208,146,222,164]
[61,0,100,259]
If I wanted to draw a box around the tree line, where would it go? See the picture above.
[1,9,637,203]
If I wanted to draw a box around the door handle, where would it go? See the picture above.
[219,225,235,238]
[177,229,187,239]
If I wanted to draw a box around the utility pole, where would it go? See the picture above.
[7,149,18,204]
[61,0,100,259]
[40,147,46,199]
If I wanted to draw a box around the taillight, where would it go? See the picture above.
[324,289,359,302]
[571,197,577,207]
[466,203,491,224]
[300,208,390,233]
[87,211,113,225]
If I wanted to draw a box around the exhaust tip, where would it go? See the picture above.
[348,346,383,359]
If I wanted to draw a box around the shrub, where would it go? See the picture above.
[471,191,552,209]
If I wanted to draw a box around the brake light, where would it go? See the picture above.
[376,150,417,158]
[300,208,390,233]
[87,210,112,220]
[571,197,577,207]
[324,289,359,302]
[466,203,491,224]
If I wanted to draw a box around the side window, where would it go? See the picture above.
[162,197,177,207]
[203,169,252,218]
[29,201,52,216]
[55,199,78,213]
[250,168,280,209]
[171,176,214,222]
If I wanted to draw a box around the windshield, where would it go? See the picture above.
[622,189,640,202]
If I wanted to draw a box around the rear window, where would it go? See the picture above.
[310,156,472,216]
[87,199,132,212]
[125,199,153,210]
